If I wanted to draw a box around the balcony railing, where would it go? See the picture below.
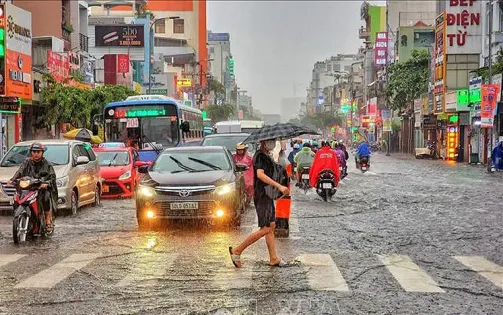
[359,27,369,40]
[79,33,89,52]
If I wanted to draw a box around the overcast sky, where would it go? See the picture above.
[207,1,370,114]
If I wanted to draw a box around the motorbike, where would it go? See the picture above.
[299,167,311,194]
[316,169,337,202]
[12,177,53,244]
[415,141,439,159]
[339,165,348,179]
[358,156,370,173]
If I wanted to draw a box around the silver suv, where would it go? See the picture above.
[0,140,102,215]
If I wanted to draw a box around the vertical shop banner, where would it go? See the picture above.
[434,12,446,114]
[480,84,500,128]
[5,3,32,100]
[374,32,387,66]
[47,50,70,82]
[117,54,129,73]
[382,110,391,132]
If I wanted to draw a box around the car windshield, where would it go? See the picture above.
[96,151,130,166]
[0,145,69,167]
[152,151,231,173]
[202,135,254,153]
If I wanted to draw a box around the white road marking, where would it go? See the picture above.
[0,254,26,268]
[215,255,257,290]
[379,254,444,293]
[297,254,349,292]
[454,256,503,290]
[15,253,101,289]
[117,252,179,287]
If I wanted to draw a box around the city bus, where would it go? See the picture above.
[102,95,203,162]
[238,120,264,134]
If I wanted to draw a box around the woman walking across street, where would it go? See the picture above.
[229,139,290,268]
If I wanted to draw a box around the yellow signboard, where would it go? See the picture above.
[177,79,192,87]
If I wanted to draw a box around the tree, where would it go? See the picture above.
[206,104,235,123]
[209,79,226,105]
[387,49,429,111]
[38,75,137,129]
[301,112,343,130]
[472,48,503,79]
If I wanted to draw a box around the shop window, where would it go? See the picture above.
[155,19,165,33]
[401,35,408,47]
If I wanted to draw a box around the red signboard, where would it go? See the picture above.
[374,32,388,66]
[480,84,500,128]
[361,115,370,128]
[117,54,129,73]
[47,50,70,82]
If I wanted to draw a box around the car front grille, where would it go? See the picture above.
[104,182,123,195]
[1,182,15,197]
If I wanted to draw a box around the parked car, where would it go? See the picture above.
[135,146,247,229]
[0,140,101,215]
[200,133,256,154]
[93,146,148,198]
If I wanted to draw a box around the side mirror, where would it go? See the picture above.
[235,164,248,172]
[76,156,90,165]
[134,161,146,168]
[138,165,149,174]
[180,121,190,133]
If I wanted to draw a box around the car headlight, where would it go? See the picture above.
[137,185,156,198]
[56,176,69,188]
[119,170,131,180]
[19,180,31,189]
[214,182,236,195]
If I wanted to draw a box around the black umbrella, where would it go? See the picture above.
[242,123,319,144]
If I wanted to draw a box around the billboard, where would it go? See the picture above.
[374,32,387,66]
[5,2,32,100]
[208,33,229,42]
[433,12,446,114]
[445,0,482,54]
[95,25,144,47]
[47,50,70,82]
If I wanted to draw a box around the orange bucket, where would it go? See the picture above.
[275,195,291,219]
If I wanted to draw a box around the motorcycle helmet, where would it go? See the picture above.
[30,142,46,152]
[293,143,300,149]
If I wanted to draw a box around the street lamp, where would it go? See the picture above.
[148,16,180,94]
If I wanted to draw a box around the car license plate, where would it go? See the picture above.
[301,174,309,179]
[170,202,198,210]
[322,183,332,189]
[102,185,109,193]
[339,167,342,171]
[361,166,367,171]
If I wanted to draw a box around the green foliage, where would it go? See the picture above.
[472,48,503,79]
[209,80,226,105]
[301,112,344,130]
[387,49,429,111]
[206,104,235,123]
[38,75,137,129]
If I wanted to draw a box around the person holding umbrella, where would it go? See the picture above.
[229,123,318,268]
[229,138,290,268]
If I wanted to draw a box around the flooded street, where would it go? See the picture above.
[0,153,502,315]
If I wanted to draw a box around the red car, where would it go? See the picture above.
[93,147,148,198]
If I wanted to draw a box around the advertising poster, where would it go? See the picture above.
[480,84,500,128]
[95,25,144,47]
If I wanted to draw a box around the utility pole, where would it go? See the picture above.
[385,2,391,156]
[487,0,494,172]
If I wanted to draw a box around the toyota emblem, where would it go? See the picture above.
[179,190,190,197]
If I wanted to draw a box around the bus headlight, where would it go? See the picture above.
[214,182,236,196]
[138,185,156,198]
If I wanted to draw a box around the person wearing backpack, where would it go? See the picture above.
[229,139,290,268]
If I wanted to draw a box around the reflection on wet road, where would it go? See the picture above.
[0,153,502,314]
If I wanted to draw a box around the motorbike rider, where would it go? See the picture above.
[334,143,347,178]
[311,141,319,154]
[288,143,300,165]
[338,140,349,160]
[9,142,57,233]
[233,142,254,199]
[293,142,315,185]
[309,141,341,188]
[355,140,372,166]
[491,138,503,171]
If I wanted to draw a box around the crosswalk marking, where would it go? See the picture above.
[289,217,300,233]
[379,254,444,293]
[15,253,101,289]
[453,256,503,290]
[214,267,254,290]
[297,254,349,292]
[116,252,178,287]
[0,254,26,268]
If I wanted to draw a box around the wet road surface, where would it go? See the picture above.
[0,153,502,315]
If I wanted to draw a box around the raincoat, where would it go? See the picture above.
[288,148,300,164]
[356,142,371,160]
[294,147,315,168]
[309,147,340,187]
[233,153,254,197]
[492,142,503,170]
[335,148,346,168]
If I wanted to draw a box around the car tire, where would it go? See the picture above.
[93,185,101,207]
[70,190,78,216]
